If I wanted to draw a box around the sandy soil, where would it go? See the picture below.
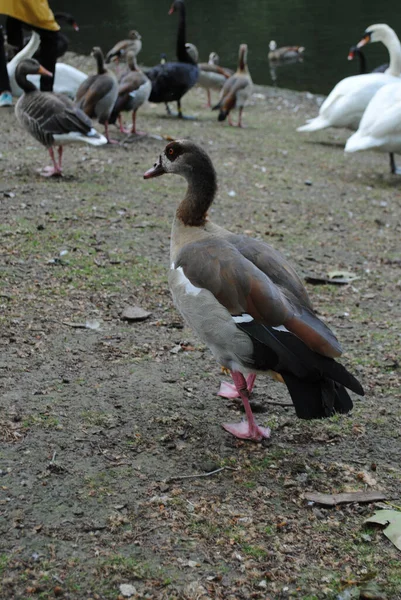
[1,53,401,600]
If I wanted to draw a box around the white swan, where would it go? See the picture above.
[7,32,87,99]
[345,81,401,174]
[297,24,401,133]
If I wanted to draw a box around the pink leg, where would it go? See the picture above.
[218,374,256,398]
[205,89,211,108]
[130,110,146,136]
[237,107,244,128]
[40,147,62,177]
[57,146,63,171]
[104,121,119,144]
[228,114,234,127]
[118,114,130,134]
[222,372,270,442]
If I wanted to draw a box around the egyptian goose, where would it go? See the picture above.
[268,40,305,61]
[298,24,401,133]
[185,47,233,108]
[213,43,253,127]
[15,58,106,177]
[345,80,401,174]
[144,140,364,442]
[146,0,199,118]
[8,31,87,99]
[75,47,118,143]
[105,30,142,65]
[108,51,151,135]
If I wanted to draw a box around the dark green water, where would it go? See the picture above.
[51,0,401,94]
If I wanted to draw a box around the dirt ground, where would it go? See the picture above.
[1,53,401,600]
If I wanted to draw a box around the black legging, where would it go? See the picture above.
[0,25,11,92]
[6,16,58,92]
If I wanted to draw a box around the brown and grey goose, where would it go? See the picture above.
[105,30,142,65]
[15,58,106,177]
[144,140,364,442]
[75,47,118,143]
[184,45,233,108]
[213,43,253,127]
[108,50,151,135]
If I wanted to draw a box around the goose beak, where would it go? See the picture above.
[73,22,79,31]
[143,156,166,179]
[38,65,53,77]
[357,33,371,48]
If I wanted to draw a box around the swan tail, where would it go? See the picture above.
[297,116,330,132]
[345,133,378,153]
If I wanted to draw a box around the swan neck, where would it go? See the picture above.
[384,30,401,76]
[8,32,40,70]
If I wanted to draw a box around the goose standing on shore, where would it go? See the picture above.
[15,58,106,177]
[75,47,118,143]
[144,140,364,442]
[108,50,151,135]
[146,0,198,118]
[213,43,253,127]
[297,24,401,133]
[195,51,233,107]
[105,30,142,65]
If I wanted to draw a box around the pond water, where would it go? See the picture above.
[51,0,401,94]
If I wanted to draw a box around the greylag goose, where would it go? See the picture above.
[146,0,199,118]
[185,46,233,107]
[105,30,142,64]
[213,43,253,127]
[75,47,118,143]
[144,140,364,442]
[268,40,305,61]
[108,50,151,135]
[15,58,106,177]
[297,24,401,133]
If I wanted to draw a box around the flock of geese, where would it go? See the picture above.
[11,4,401,441]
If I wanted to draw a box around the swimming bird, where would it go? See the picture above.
[146,0,199,118]
[75,47,118,143]
[345,80,401,174]
[268,40,305,61]
[143,140,364,442]
[297,24,401,133]
[15,58,106,177]
[213,43,253,127]
[108,50,151,135]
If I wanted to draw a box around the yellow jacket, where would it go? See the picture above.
[0,0,60,31]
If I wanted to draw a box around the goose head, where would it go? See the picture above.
[357,24,395,48]
[91,46,106,73]
[128,30,141,41]
[15,57,52,79]
[238,43,248,69]
[269,40,277,51]
[143,139,215,183]
[185,43,199,63]
[208,52,219,65]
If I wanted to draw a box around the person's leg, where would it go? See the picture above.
[0,25,13,105]
[32,26,58,91]
[5,17,24,51]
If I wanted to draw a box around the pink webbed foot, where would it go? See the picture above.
[218,374,256,399]
[130,129,147,136]
[38,165,62,177]
[222,421,271,442]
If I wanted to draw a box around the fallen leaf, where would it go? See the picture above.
[305,491,386,507]
[364,510,401,551]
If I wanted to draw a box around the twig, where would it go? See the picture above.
[166,466,238,483]
[133,524,165,540]
[264,400,293,407]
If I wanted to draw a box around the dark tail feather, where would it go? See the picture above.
[282,374,353,419]
[211,102,220,111]
[218,110,228,122]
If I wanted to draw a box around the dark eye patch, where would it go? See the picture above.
[165,143,183,162]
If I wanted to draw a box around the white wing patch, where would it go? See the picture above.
[272,324,289,332]
[173,265,202,297]
[233,314,254,323]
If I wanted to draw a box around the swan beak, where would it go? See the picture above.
[143,156,166,179]
[347,50,355,60]
[73,22,79,31]
[168,3,175,14]
[38,65,53,77]
[357,34,371,48]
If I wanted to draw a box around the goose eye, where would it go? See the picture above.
[167,147,175,158]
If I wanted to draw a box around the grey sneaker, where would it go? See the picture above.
[0,91,13,107]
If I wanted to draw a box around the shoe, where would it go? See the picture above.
[0,91,13,107]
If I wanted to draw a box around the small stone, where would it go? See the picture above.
[304,180,313,186]
[121,306,151,322]
[119,583,137,597]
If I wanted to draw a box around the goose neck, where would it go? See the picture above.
[175,168,217,227]
[95,51,106,74]
[15,67,37,92]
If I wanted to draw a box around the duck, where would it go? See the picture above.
[345,81,401,175]
[146,0,199,118]
[75,47,119,143]
[105,30,142,65]
[186,48,233,108]
[298,24,401,133]
[8,31,87,99]
[268,40,305,61]
[143,140,364,442]
[347,46,388,75]
[108,50,151,135]
[212,43,253,127]
[15,58,107,177]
